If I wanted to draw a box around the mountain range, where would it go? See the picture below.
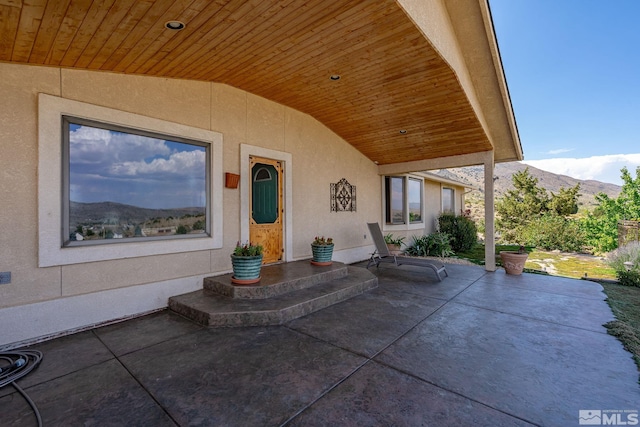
[70,201,205,227]
[434,162,621,208]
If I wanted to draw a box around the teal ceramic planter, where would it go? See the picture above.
[311,243,334,265]
[231,254,263,284]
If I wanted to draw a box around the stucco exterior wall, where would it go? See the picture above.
[0,62,386,346]
[0,62,470,347]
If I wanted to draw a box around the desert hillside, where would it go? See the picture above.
[431,162,621,225]
[434,161,621,208]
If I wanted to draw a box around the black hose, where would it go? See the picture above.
[0,350,44,427]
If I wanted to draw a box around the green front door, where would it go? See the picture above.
[252,164,278,223]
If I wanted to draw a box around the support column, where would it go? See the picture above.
[483,151,496,271]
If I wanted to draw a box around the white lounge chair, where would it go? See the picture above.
[366,222,448,281]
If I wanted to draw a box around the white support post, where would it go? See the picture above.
[484,151,496,271]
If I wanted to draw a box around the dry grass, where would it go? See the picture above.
[600,282,640,374]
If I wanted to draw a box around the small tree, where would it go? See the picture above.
[496,168,581,247]
[549,186,580,216]
[496,169,550,243]
[581,167,640,253]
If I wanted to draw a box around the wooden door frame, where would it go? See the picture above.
[240,144,292,262]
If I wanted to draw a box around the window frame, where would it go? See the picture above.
[38,94,223,267]
[381,174,424,231]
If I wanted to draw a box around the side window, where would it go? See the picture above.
[385,176,405,224]
[408,178,423,223]
[384,176,423,225]
[442,187,455,213]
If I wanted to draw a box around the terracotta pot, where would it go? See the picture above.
[386,243,402,255]
[499,251,529,275]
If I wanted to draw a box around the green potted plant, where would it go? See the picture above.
[384,233,405,254]
[230,241,264,284]
[311,236,334,265]
[499,245,529,275]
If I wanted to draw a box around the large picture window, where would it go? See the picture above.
[384,175,423,226]
[63,117,210,246]
[38,94,223,267]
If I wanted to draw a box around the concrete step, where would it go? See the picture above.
[204,260,349,299]
[169,265,377,327]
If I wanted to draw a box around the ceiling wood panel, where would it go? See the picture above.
[0,0,498,166]
[58,0,115,67]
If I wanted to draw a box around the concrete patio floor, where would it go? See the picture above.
[1,262,638,426]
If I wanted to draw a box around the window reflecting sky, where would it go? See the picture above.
[69,123,206,209]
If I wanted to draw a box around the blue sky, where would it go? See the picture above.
[489,0,640,185]
[69,124,206,209]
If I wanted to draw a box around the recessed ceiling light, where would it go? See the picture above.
[374,161,379,164]
[329,75,341,81]
[399,130,407,134]
[165,21,185,30]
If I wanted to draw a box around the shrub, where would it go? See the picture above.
[519,213,585,252]
[405,233,453,258]
[607,242,640,286]
[617,270,640,287]
[384,233,405,246]
[438,213,478,252]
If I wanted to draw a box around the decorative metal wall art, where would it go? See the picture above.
[331,178,356,212]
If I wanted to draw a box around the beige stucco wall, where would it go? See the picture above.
[0,62,472,346]
[0,62,382,313]
[423,180,467,235]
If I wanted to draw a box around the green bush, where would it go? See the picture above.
[405,233,453,258]
[518,213,585,252]
[438,213,478,252]
[617,270,640,287]
[383,233,405,246]
[607,242,640,286]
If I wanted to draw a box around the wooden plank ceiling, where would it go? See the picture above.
[0,0,493,165]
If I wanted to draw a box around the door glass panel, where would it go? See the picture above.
[252,164,278,224]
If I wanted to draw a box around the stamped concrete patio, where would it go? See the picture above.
[1,262,638,426]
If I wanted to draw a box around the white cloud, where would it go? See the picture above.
[546,148,574,155]
[68,124,206,208]
[522,154,640,186]
[70,125,171,166]
[110,150,205,177]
